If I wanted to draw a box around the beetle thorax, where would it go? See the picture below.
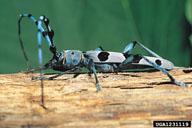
[62,50,84,67]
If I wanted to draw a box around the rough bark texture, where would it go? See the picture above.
[0,69,192,128]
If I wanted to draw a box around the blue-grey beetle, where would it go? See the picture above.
[18,14,187,107]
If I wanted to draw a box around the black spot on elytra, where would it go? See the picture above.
[155,59,162,66]
[98,52,110,61]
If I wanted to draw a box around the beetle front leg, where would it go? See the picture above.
[23,66,50,73]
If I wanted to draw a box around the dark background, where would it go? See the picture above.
[0,0,191,73]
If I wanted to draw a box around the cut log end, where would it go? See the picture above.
[0,69,192,128]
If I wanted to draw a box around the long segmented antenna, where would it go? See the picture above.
[18,13,54,108]
[18,14,53,69]
[37,20,46,108]
[18,14,34,69]
[39,15,57,55]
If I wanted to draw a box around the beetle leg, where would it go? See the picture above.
[47,67,81,79]
[84,58,102,91]
[95,46,104,51]
[141,55,187,87]
[123,42,136,54]
[73,73,81,78]
[32,67,81,80]
[47,72,67,80]
[118,54,134,69]
[123,41,162,58]
[23,66,50,73]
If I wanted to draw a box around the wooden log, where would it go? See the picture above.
[0,69,192,128]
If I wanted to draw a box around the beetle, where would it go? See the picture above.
[18,14,186,107]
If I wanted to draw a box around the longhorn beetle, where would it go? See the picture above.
[18,14,187,107]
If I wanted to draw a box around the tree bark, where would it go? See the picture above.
[0,69,192,128]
